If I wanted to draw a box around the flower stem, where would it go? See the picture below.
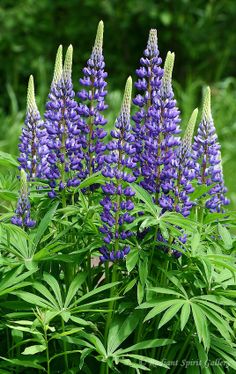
[61,317,69,371]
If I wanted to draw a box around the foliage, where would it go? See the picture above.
[0,17,236,374]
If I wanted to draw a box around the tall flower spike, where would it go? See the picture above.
[192,87,230,211]
[99,77,136,263]
[18,75,45,179]
[77,20,108,180]
[11,169,36,228]
[44,45,82,197]
[164,109,198,217]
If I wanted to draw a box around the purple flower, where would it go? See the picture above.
[192,87,230,211]
[18,76,46,179]
[11,169,36,228]
[132,35,181,201]
[161,108,198,217]
[43,45,83,196]
[99,77,136,262]
[77,21,108,178]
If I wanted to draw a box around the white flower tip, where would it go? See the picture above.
[162,51,175,96]
[63,45,73,80]
[93,20,104,56]
[203,86,212,122]
[53,45,63,84]
[27,75,37,113]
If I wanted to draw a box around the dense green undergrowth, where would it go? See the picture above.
[0,154,236,373]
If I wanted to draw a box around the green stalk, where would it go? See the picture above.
[100,264,118,374]
[169,329,193,374]
[44,327,50,374]
[61,317,69,371]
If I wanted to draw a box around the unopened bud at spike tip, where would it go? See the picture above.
[52,45,63,84]
[147,29,158,55]
[183,108,199,144]
[92,20,104,59]
[121,76,132,117]
[202,86,212,122]
[162,51,175,96]
[27,75,37,113]
[63,44,73,81]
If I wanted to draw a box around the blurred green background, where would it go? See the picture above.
[0,0,235,207]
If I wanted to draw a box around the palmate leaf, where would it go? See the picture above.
[0,266,36,297]
[107,310,142,354]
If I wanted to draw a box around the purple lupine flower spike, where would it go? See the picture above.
[77,20,108,178]
[44,45,82,196]
[132,29,163,181]
[11,169,36,228]
[157,51,181,206]
[18,75,45,179]
[165,108,198,217]
[192,87,230,212]
[99,77,136,262]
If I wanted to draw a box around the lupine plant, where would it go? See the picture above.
[0,21,235,374]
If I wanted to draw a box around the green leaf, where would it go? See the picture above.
[123,278,137,294]
[124,354,168,369]
[119,358,150,371]
[191,304,210,349]
[218,223,233,250]
[12,291,52,309]
[139,256,148,285]
[108,311,141,354]
[180,302,191,331]
[131,183,160,217]
[80,332,106,357]
[21,345,46,355]
[148,287,184,298]
[0,151,18,167]
[116,339,174,355]
[158,301,183,328]
[43,273,62,308]
[73,282,120,307]
[33,202,59,249]
[143,300,178,322]
[126,248,139,273]
[0,357,45,371]
[137,281,144,305]
[78,172,105,189]
[64,273,87,308]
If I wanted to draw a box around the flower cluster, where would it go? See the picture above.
[192,87,230,212]
[99,77,136,262]
[133,34,181,208]
[11,169,36,228]
[162,108,198,217]
[18,76,46,179]
[12,23,230,265]
[77,20,108,178]
[43,45,83,196]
